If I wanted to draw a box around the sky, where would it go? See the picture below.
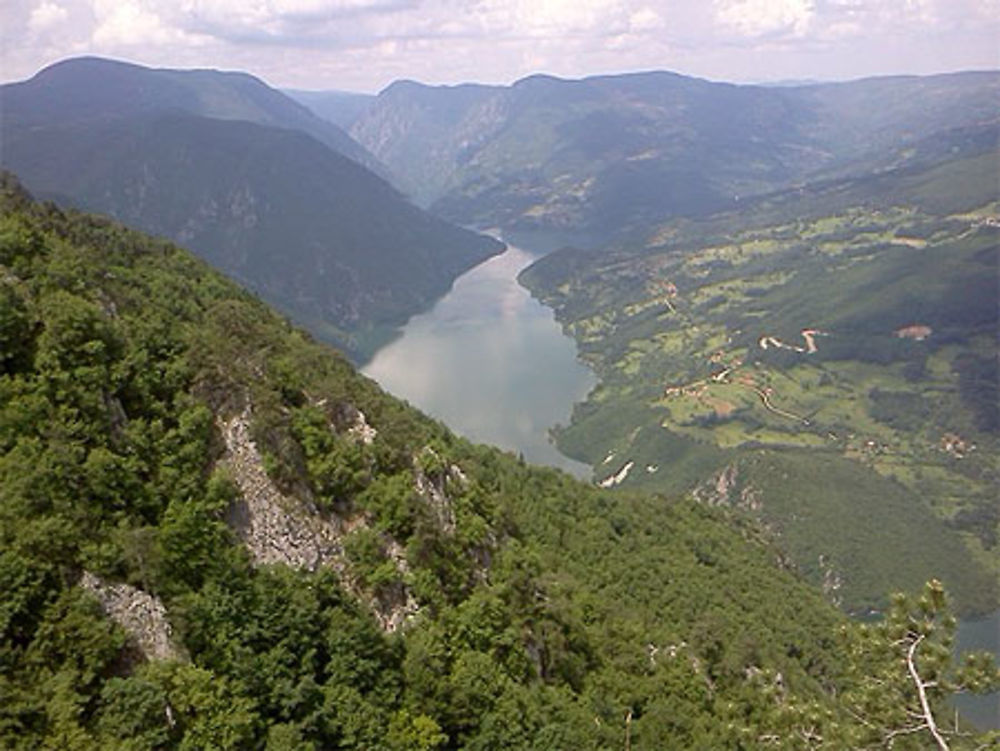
[2,0,999,92]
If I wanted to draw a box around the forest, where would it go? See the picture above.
[520,146,1000,618]
[1,172,998,748]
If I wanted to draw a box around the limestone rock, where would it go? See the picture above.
[79,571,180,662]
[220,406,350,573]
[219,405,418,632]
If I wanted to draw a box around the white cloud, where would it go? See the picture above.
[171,0,417,42]
[91,0,194,46]
[715,0,815,37]
[629,7,665,32]
[28,1,70,32]
[902,0,936,20]
[1,0,998,91]
[859,0,936,27]
[403,0,665,41]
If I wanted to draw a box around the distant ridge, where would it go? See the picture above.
[4,56,387,177]
[349,68,999,239]
[0,57,504,358]
[284,88,376,130]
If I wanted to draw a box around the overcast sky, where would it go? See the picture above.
[2,0,998,92]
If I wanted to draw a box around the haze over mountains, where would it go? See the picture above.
[4,57,384,176]
[3,57,997,601]
[1,50,999,747]
[285,89,377,131]
[338,70,999,241]
[0,57,503,358]
[291,64,999,616]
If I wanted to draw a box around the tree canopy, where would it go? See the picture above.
[1,173,996,748]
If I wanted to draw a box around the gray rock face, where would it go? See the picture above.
[219,405,418,632]
[79,571,180,662]
[413,450,458,536]
[220,407,351,573]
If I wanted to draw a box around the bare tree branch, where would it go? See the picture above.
[906,634,950,751]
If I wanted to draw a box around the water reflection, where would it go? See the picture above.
[363,243,595,477]
[954,609,1000,730]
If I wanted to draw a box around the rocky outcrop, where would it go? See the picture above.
[220,407,351,573]
[818,555,844,607]
[412,448,496,585]
[693,463,739,507]
[738,484,762,512]
[346,407,378,445]
[413,451,458,535]
[219,405,418,632]
[79,571,180,662]
[692,463,762,512]
[698,464,734,505]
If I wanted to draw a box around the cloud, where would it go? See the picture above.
[168,0,420,44]
[498,0,642,36]
[91,0,190,46]
[825,0,936,30]
[715,0,815,38]
[346,0,668,43]
[1,0,998,91]
[711,0,994,43]
[28,1,70,32]
[629,7,665,32]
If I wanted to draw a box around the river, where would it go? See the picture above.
[362,241,595,477]
[954,608,1000,730]
[362,238,998,729]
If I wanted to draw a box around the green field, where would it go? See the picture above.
[522,152,1000,615]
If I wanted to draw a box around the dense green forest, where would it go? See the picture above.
[1,175,996,748]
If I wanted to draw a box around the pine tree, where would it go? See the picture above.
[841,580,1000,750]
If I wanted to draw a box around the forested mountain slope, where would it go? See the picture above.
[4,175,996,748]
[350,70,999,240]
[1,56,383,175]
[0,59,502,359]
[520,133,1000,617]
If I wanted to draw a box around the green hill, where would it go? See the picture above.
[8,173,994,748]
[521,140,1000,616]
[1,59,503,360]
[2,56,384,176]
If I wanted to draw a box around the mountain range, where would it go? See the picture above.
[519,122,1000,616]
[2,56,383,175]
[0,57,503,359]
[1,56,998,745]
[341,70,999,241]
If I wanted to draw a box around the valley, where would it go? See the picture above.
[362,241,594,477]
[333,69,999,618]
[0,58,504,360]
[520,152,999,616]
[1,50,998,746]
